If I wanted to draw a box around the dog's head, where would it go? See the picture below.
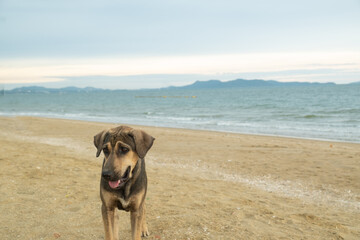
[94,126,155,189]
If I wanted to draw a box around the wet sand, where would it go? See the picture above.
[0,116,359,239]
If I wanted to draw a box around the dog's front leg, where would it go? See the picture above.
[113,209,119,239]
[102,204,118,240]
[130,210,142,240]
[140,203,149,237]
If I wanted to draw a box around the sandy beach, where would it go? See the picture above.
[0,116,359,240]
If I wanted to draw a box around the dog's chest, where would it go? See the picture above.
[116,198,131,211]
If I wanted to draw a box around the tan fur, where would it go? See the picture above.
[113,141,139,179]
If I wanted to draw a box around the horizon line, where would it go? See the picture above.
[3,78,359,91]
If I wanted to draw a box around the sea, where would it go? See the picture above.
[1,85,359,143]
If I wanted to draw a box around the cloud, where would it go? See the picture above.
[1,52,359,88]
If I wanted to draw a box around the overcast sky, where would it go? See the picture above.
[0,0,359,89]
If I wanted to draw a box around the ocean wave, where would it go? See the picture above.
[302,114,323,119]
[146,115,195,122]
[318,108,360,115]
[0,111,111,122]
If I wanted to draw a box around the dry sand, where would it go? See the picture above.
[0,116,359,240]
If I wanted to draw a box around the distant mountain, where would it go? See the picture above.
[5,79,356,93]
[168,79,337,89]
[348,81,360,85]
[6,86,103,94]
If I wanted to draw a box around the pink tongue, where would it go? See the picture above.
[109,180,120,189]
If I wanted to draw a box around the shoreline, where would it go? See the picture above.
[1,114,359,145]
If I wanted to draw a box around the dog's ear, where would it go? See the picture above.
[94,130,107,157]
[128,129,155,159]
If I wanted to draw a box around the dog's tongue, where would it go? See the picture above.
[109,180,120,189]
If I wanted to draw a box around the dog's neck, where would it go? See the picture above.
[131,157,142,180]
[115,158,146,211]
[124,158,142,196]
[112,158,143,197]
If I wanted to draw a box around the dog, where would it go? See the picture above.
[94,126,155,240]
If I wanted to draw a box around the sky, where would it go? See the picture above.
[0,0,359,89]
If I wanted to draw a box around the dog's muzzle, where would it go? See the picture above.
[102,166,131,189]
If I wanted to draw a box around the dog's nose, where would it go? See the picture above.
[102,171,112,180]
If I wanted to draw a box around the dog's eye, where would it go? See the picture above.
[103,147,110,155]
[120,147,129,153]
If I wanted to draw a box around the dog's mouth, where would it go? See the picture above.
[108,166,131,189]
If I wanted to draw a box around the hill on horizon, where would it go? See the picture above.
[167,79,337,89]
[4,78,354,93]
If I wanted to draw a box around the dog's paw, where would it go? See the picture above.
[141,225,149,237]
[141,230,149,237]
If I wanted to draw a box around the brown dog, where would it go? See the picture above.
[94,126,155,240]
